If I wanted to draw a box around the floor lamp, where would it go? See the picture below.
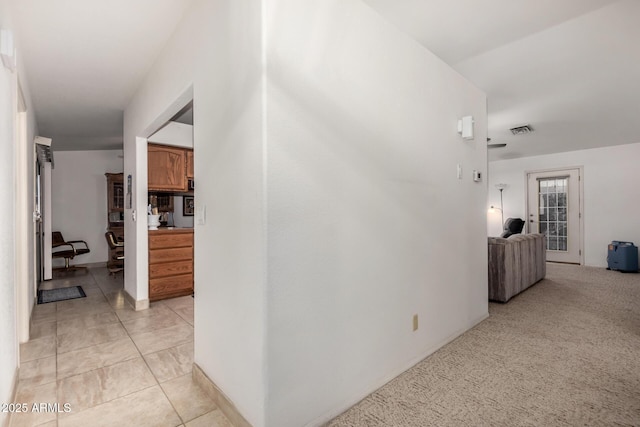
[490,183,507,228]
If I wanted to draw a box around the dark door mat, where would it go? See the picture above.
[37,286,86,304]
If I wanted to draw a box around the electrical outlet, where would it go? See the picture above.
[413,314,418,331]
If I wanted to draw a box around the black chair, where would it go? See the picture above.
[501,218,525,238]
[105,231,124,276]
[52,231,91,269]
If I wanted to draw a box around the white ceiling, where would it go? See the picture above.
[11,0,640,160]
[11,0,193,151]
[363,0,640,160]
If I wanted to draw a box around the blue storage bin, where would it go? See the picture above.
[607,241,638,272]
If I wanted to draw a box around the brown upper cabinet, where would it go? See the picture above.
[186,150,194,179]
[148,144,187,191]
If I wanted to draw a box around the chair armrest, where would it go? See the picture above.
[52,243,76,255]
[67,240,89,251]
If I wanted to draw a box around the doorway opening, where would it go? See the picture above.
[526,168,583,264]
[144,96,194,304]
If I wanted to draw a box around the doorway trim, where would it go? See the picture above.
[126,84,193,310]
[15,81,30,343]
[524,166,584,265]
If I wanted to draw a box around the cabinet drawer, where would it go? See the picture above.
[149,274,193,301]
[150,260,193,279]
[149,233,193,250]
[149,247,192,264]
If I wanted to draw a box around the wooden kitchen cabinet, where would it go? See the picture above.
[186,149,194,179]
[148,229,193,301]
[148,144,187,191]
[105,173,125,270]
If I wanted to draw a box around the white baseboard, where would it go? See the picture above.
[2,367,20,427]
[124,290,148,311]
[307,311,490,427]
[193,363,252,427]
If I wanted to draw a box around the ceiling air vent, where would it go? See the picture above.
[510,124,533,135]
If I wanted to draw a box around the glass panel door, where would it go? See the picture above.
[527,168,581,264]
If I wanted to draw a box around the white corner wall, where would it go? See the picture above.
[123,0,266,425]
[0,29,17,427]
[488,142,640,267]
[126,1,488,425]
[264,1,488,425]
[0,0,39,423]
[51,150,123,266]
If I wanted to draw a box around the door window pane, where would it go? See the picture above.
[558,193,567,207]
[559,222,567,237]
[540,181,548,193]
[558,237,567,251]
[558,208,567,221]
[547,181,556,193]
[539,208,548,221]
[537,177,569,252]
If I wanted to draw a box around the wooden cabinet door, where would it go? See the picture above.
[148,144,187,191]
[186,149,194,179]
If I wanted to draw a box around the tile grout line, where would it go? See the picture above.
[39,268,196,425]
[105,280,187,426]
[54,269,135,422]
[54,269,156,423]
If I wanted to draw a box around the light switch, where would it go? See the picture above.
[457,164,462,180]
[196,205,206,225]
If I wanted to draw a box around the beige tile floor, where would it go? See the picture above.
[10,267,232,427]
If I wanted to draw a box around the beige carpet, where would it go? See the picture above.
[327,263,640,426]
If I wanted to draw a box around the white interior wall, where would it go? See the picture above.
[123,0,266,425]
[488,142,640,267]
[0,1,38,423]
[265,1,488,425]
[51,150,123,266]
[15,78,38,344]
[0,25,17,427]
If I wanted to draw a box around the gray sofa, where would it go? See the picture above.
[488,233,546,302]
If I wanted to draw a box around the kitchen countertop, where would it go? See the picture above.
[148,227,194,234]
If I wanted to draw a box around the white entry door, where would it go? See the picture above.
[527,169,582,264]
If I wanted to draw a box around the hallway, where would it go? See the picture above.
[11,268,230,427]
